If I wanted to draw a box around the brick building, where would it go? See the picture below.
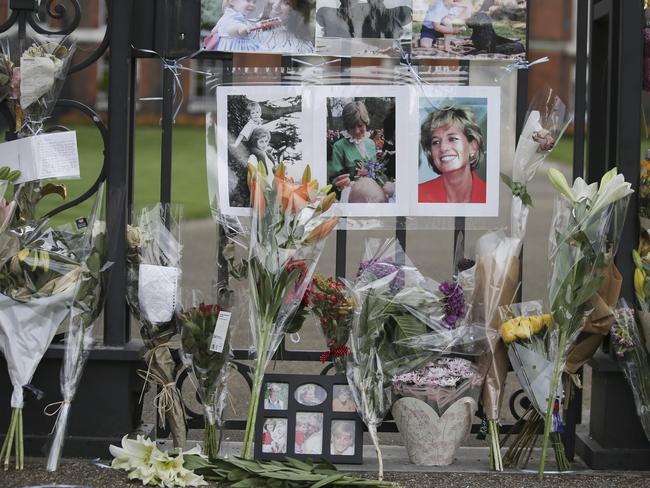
[1,1,578,125]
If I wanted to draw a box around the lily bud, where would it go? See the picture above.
[320,184,333,195]
[275,163,286,179]
[257,160,267,178]
[548,168,575,202]
[302,165,311,184]
[304,217,338,243]
[633,249,644,270]
[635,267,646,299]
[597,167,617,196]
[318,192,336,213]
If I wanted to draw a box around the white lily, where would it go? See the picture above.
[570,177,598,203]
[127,464,160,485]
[590,169,633,216]
[109,434,159,470]
[176,467,208,487]
[548,168,576,202]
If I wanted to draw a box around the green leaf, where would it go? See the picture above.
[310,473,345,487]
[284,457,315,472]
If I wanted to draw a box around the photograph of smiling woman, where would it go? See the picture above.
[418,105,486,204]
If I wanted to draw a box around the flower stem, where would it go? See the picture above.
[368,423,383,481]
[16,408,22,470]
[242,327,268,460]
[488,420,503,471]
[204,417,218,459]
[1,408,18,471]
[538,329,567,479]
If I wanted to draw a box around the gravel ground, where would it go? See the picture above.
[3,461,650,488]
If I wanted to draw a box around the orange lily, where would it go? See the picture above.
[304,217,338,243]
[248,165,266,214]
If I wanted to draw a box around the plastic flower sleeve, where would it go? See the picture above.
[179,290,233,459]
[0,194,101,469]
[46,185,112,471]
[0,32,76,134]
[610,302,650,442]
[240,162,338,460]
[126,203,185,447]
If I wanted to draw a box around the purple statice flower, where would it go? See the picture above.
[358,159,385,181]
[439,281,465,329]
[611,324,635,358]
[356,256,405,292]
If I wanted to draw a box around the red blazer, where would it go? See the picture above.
[418,171,486,203]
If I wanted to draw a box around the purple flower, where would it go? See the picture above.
[356,257,404,292]
[439,281,465,329]
[611,324,635,358]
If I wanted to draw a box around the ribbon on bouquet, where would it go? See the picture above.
[43,399,71,435]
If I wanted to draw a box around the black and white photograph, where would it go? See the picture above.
[411,0,526,60]
[261,418,288,453]
[414,85,500,217]
[314,85,410,217]
[330,420,356,456]
[295,412,324,455]
[294,383,327,406]
[216,86,310,215]
[202,0,316,55]
[264,382,289,410]
[332,385,357,412]
[315,0,412,57]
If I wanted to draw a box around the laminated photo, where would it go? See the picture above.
[215,85,313,216]
[314,0,412,57]
[202,0,316,55]
[411,0,526,60]
[313,85,410,217]
[413,85,500,217]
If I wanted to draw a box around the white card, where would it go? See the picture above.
[0,132,80,183]
[138,264,179,324]
[210,311,231,353]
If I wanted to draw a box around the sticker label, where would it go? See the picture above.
[210,311,231,353]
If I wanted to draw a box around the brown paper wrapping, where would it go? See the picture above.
[565,263,622,374]
[143,346,187,448]
[473,255,521,421]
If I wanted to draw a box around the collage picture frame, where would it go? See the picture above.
[213,83,500,218]
[254,374,364,464]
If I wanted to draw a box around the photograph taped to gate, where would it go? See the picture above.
[201,0,316,54]
[411,0,527,60]
[313,84,411,217]
[314,0,412,57]
[215,85,315,216]
[414,84,500,217]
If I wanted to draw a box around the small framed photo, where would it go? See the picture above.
[255,374,363,463]
[313,85,411,217]
[264,382,289,410]
[261,417,288,453]
[412,84,500,217]
[332,385,356,412]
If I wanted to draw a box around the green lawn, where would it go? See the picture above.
[35,123,577,225]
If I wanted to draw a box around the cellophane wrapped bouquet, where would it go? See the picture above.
[0,190,102,470]
[346,238,492,477]
[472,87,571,471]
[241,162,338,460]
[126,203,185,448]
[46,186,111,471]
[536,167,632,477]
[179,291,232,459]
[0,32,76,221]
[610,302,650,442]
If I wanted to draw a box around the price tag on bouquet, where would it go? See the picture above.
[210,311,231,353]
[0,131,80,183]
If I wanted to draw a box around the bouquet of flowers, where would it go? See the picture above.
[179,293,233,459]
[309,273,353,373]
[126,203,185,448]
[241,162,338,460]
[46,186,111,471]
[610,303,650,442]
[471,88,571,471]
[346,238,488,478]
[537,167,632,477]
[0,32,77,222]
[355,158,389,187]
[497,301,564,469]
[0,197,101,470]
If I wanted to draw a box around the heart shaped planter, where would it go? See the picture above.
[391,396,476,466]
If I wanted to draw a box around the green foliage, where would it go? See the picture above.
[183,455,398,487]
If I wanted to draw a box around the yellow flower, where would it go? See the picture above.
[515,318,533,340]
[542,314,553,327]
[500,319,518,344]
[17,248,29,262]
[529,315,544,333]
[635,268,647,299]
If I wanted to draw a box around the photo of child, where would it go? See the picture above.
[261,418,288,453]
[332,385,357,412]
[203,0,316,54]
[295,383,327,406]
[295,412,324,455]
[411,0,527,60]
[264,382,289,410]
[330,420,355,456]
[326,97,396,205]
